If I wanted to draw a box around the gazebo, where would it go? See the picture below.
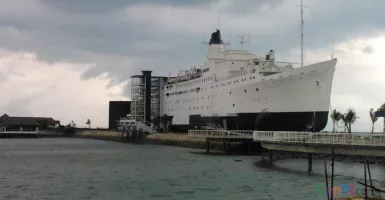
[375,111,385,133]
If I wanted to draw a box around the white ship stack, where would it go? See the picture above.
[159,29,337,132]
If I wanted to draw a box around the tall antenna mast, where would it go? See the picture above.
[297,0,308,68]
[300,0,304,68]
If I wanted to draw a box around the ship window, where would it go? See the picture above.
[256,88,259,91]
[244,89,247,93]
[233,104,235,107]
[202,97,204,99]
[230,92,231,95]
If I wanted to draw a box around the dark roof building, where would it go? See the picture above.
[0,113,60,131]
[109,101,131,130]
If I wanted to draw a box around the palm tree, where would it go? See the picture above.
[370,108,378,133]
[330,109,342,132]
[344,108,357,133]
[86,119,91,129]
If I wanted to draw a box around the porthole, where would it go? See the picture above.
[244,89,247,93]
[256,88,259,91]
[233,104,235,107]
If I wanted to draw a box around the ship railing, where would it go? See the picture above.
[188,130,254,139]
[253,131,385,146]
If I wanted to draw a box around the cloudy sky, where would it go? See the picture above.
[0,0,384,131]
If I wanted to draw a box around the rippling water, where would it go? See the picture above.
[1,138,385,200]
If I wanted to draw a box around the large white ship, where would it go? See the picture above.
[159,29,337,132]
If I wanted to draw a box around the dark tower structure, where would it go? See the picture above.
[141,70,152,123]
[130,71,166,127]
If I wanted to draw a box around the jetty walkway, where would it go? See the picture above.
[188,130,385,172]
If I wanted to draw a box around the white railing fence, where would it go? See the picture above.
[253,131,385,147]
[188,130,254,139]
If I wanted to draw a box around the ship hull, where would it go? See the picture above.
[169,111,328,133]
[162,59,337,133]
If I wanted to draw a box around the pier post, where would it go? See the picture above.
[206,139,210,153]
[227,141,231,154]
[223,119,227,130]
[308,153,313,174]
[269,150,273,165]
[223,141,227,153]
[262,148,265,161]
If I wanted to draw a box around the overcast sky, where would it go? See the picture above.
[0,0,384,131]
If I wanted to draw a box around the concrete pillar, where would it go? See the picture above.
[206,139,210,153]
[269,150,273,165]
[308,153,313,174]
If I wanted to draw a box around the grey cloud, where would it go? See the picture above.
[40,0,216,14]
[1,0,385,97]
[362,44,374,54]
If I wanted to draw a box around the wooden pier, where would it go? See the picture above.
[188,130,254,153]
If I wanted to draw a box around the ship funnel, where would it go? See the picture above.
[209,29,223,45]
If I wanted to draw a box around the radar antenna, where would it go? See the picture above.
[237,33,251,49]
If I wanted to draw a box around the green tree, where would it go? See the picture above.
[340,108,357,133]
[331,109,342,132]
[344,108,357,133]
[86,119,91,129]
[370,108,378,133]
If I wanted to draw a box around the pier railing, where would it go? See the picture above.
[188,130,254,139]
[253,131,385,147]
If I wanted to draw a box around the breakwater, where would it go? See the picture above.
[74,130,260,154]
